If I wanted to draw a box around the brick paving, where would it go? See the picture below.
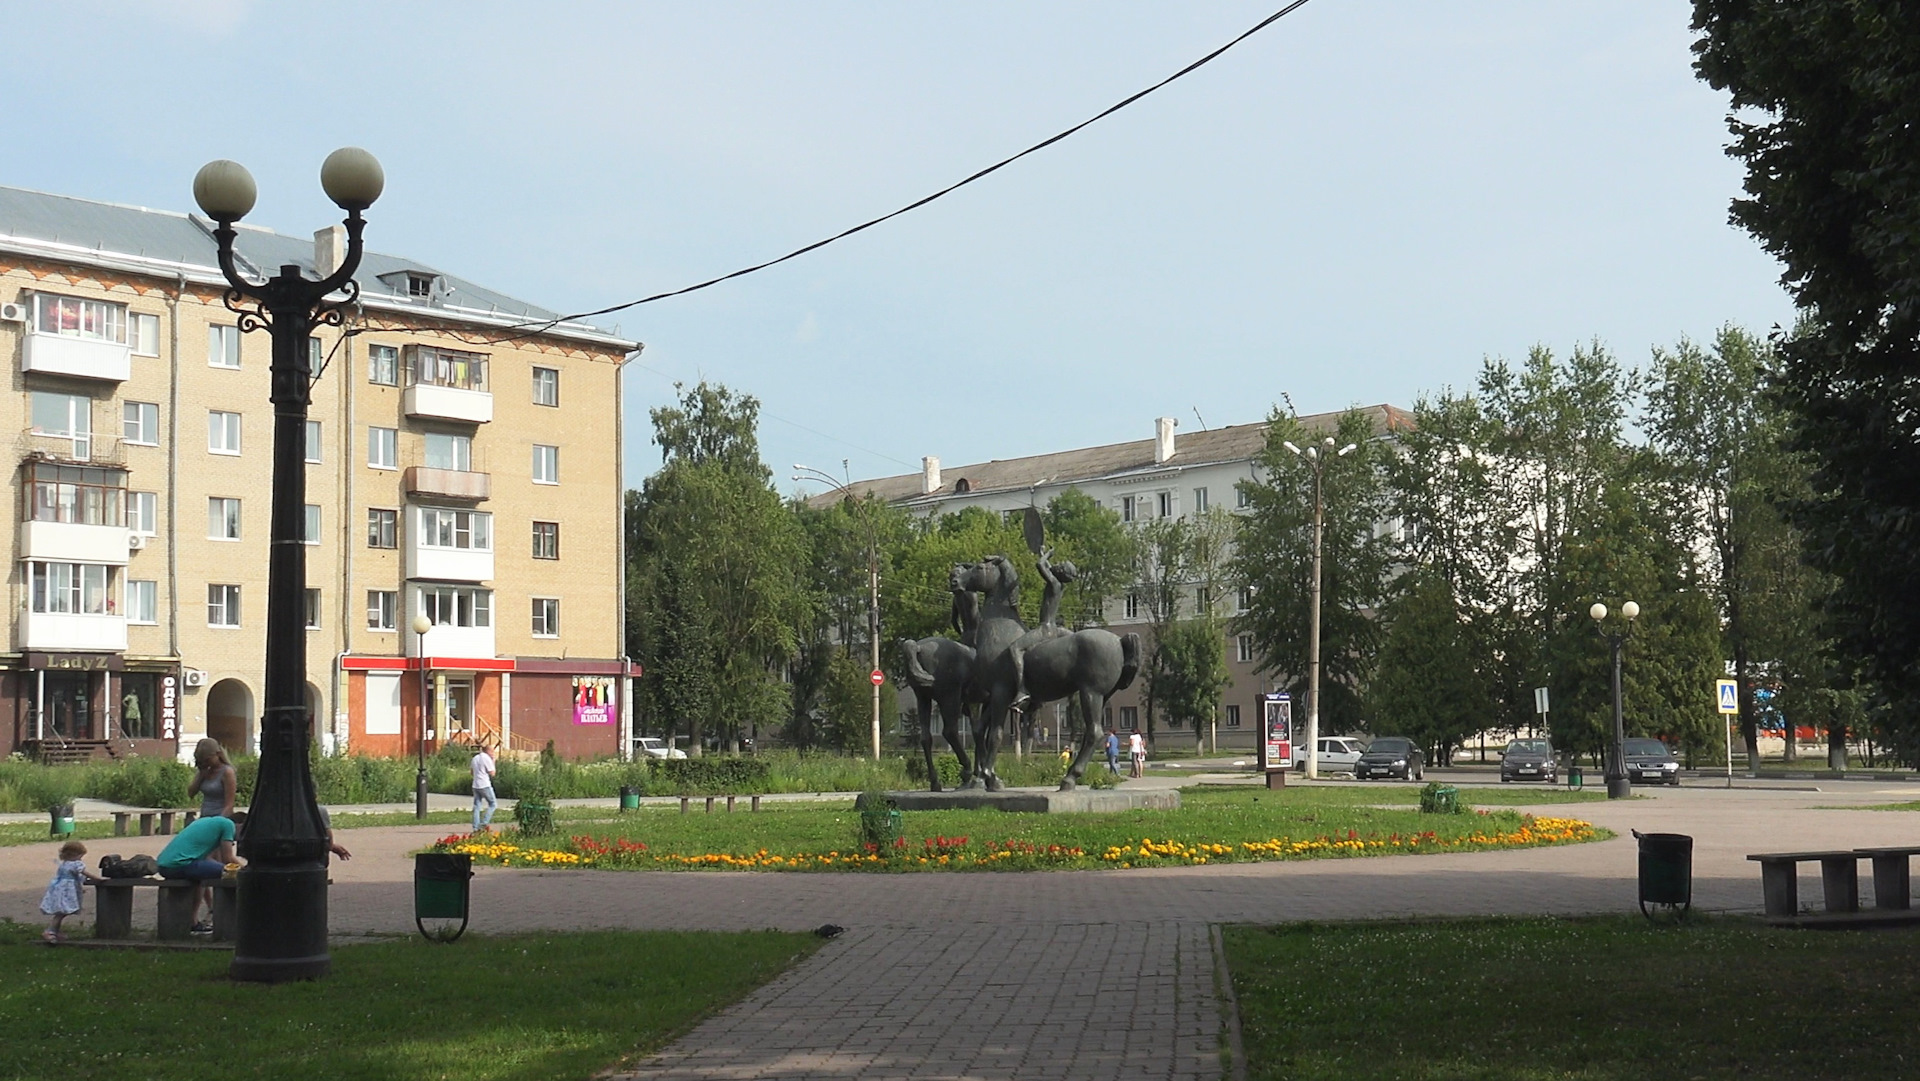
[6,780,1918,1079]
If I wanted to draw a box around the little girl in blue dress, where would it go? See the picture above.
[41,840,99,943]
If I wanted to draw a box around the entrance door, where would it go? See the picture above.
[45,672,92,739]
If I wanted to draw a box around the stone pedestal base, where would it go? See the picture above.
[885,787,1179,813]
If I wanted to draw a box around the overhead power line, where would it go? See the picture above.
[485,1,1316,344]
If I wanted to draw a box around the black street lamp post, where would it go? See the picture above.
[193,149,384,982]
[1589,600,1639,801]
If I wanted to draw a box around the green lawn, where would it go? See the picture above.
[439,786,1607,871]
[0,923,815,1081]
[1196,783,1610,807]
[1224,916,1920,1080]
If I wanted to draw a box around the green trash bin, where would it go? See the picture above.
[619,785,641,812]
[1633,830,1692,920]
[1567,765,1584,790]
[48,803,75,838]
[414,852,473,942]
[1419,785,1460,814]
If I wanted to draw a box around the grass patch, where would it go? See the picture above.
[434,786,1607,871]
[0,923,814,1081]
[1223,915,1920,1080]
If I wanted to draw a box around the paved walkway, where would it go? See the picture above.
[6,780,1917,1080]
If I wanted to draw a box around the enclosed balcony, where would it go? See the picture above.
[402,345,491,423]
[406,506,494,582]
[20,295,132,382]
[407,584,495,659]
[19,561,126,652]
[18,462,131,565]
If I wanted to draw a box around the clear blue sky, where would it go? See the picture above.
[6,2,1788,493]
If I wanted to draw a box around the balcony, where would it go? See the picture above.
[407,542,493,583]
[18,610,127,652]
[404,383,492,424]
[19,521,133,566]
[22,332,131,382]
[407,622,495,661]
[404,466,490,501]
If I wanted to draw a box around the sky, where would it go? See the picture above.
[3,1,1790,496]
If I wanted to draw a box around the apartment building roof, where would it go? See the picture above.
[839,403,1414,507]
[0,184,637,351]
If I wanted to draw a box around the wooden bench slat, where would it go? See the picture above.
[1747,851,1861,862]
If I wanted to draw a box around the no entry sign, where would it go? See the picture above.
[870,668,885,686]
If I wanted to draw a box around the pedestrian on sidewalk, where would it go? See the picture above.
[1105,731,1121,775]
[41,840,102,943]
[1129,731,1146,779]
[471,746,498,833]
[190,738,237,819]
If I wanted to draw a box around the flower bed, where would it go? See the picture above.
[429,813,1598,873]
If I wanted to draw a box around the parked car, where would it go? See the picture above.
[1295,736,1366,773]
[1624,737,1681,785]
[634,737,688,760]
[1499,738,1557,783]
[1354,737,1424,781]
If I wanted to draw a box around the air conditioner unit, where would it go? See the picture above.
[127,533,147,550]
[183,669,208,688]
[0,302,26,323]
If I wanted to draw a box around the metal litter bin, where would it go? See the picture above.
[1420,785,1460,814]
[1567,765,1583,790]
[414,852,473,942]
[1633,830,1692,920]
[48,803,74,837]
[619,785,641,811]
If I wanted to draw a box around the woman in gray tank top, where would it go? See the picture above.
[191,738,236,819]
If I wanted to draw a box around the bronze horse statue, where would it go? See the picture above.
[897,585,980,790]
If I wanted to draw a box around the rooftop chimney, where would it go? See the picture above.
[922,455,942,494]
[1154,417,1177,464]
[313,225,346,277]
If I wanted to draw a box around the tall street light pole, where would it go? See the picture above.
[1589,600,1640,801]
[413,614,434,817]
[1281,436,1356,780]
[193,149,384,982]
[795,465,882,760]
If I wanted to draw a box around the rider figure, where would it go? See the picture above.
[1009,547,1077,710]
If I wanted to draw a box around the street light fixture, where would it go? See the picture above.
[412,614,434,818]
[1282,436,1357,780]
[1589,599,1640,800]
[794,464,883,761]
[193,148,383,982]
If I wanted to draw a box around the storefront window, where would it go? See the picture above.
[119,672,158,739]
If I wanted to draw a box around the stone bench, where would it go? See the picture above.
[1746,850,1862,917]
[92,878,235,942]
[1854,846,1920,911]
[111,809,195,837]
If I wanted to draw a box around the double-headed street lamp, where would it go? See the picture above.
[193,148,384,982]
[1281,436,1356,780]
[1589,600,1640,801]
[794,464,882,761]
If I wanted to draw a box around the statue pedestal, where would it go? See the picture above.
[885,787,1180,814]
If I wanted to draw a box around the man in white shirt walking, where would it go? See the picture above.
[470,746,498,832]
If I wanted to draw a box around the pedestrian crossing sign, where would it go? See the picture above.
[1716,679,1738,715]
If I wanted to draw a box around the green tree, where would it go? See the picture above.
[1693,4,1920,750]
[1369,569,1490,762]
[1041,488,1135,628]
[1155,618,1232,750]
[1230,408,1394,735]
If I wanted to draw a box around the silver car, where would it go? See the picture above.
[1297,736,1365,773]
[634,736,688,760]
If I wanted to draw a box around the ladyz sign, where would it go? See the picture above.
[160,672,178,740]
[573,676,614,725]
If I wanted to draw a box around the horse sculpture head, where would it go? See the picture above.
[951,555,1019,610]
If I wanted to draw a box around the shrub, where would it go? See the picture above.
[83,757,193,808]
[1419,782,1465,814]
[654,756,773,795]
[904,755,965,789]
[513,792,557,836]
[854,790,903,848]
[0,759,86,812]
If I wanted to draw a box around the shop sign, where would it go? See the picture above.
[28,652,122,671]
[573,676,614,725]
[160,673,178,740]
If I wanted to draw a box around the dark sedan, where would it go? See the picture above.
[1354,737,1424,781]
[1624,738,1681,785]
[1499,738,1557,783]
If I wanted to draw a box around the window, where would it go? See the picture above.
[303,504,321,545]
[1225,704,1242,729]
[26,463,126,526]
[127,491,157,534]
[126,579,157,624]
[1121,495,1137,523]
[307,336,323,367]
[532,444,558,484]
[367,508,397,548]
[208,497,241,540]
[208,325,240,369]
[1237,634,1255,663]
[418,507,491,550]
[369,344,398,386]
[1197,586,1212,615]
[29,562,113,615]
[207,584,241,627]
[305,420,322,463]
[34,293,126,344]
[1157,491,1173,518]
[1193,487,1209,514]
[405,345,488,391]
[1237,486,1253,509]
[367,590,397,631]
[1236,586,1252,612]
[1124,592,1139,620]
[31,391,91,457]
[407,273,434,298]
[131,313,160,357]
[1119,706,1139,730]
[419,585,492,628]
[368,426,397,469]
[532,366,559,406]
[208,411,241,455]
[304,588,322,630]
[425,432,472,471]
[123,401,158,445]
[531,520,559,560]
[531,597,559,637]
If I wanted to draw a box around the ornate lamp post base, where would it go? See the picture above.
[231,862,331,982]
